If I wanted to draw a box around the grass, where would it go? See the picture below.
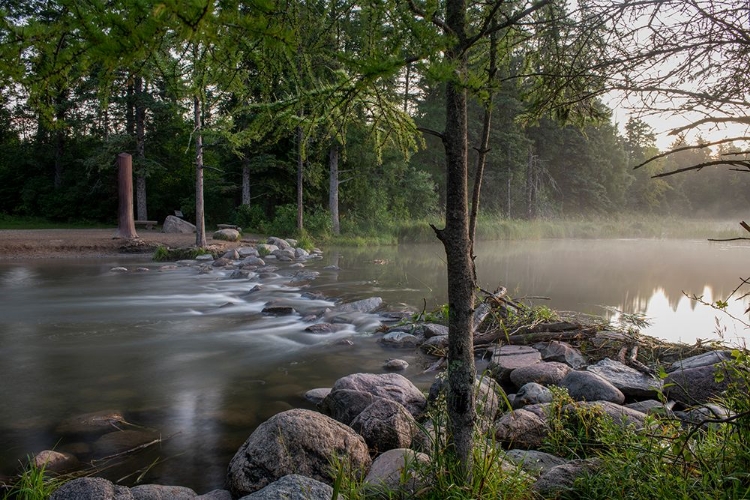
[1,459,63,500]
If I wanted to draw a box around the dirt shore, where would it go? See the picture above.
[0,228,252,259]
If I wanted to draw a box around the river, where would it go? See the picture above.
[0,238,747,491]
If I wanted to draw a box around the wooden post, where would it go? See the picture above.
[116,153,139,239]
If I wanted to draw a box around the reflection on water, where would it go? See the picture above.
[0,238,748,491]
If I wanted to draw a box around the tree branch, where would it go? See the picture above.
[633,137,750,170]
[652,160,750,178]
[417,126,445,141]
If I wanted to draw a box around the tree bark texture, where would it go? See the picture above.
[329,142,340,235]
[135,76,148,221]
[194,95,206,248]
[241,156,251,206]
[296,124,304,231]
[440,0,477,478]
[116,153,138,239]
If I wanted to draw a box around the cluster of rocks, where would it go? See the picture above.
[48,338,741,499]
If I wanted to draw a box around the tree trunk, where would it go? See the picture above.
[329,142,340,235]
[439,0,476,478]
[53,90,66,189]
[194,94,206,248]
[296,124,304,232]
[116,153,138,239]
[135,76,148,221]
[525,147,537,220]
[241,155,251,206]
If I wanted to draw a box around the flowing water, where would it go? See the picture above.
[0,238,747,491]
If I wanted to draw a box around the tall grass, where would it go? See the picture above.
[1,459,63,500]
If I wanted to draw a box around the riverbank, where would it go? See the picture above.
[0,229,253,259]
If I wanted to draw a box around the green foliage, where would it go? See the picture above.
[1,458,63,500]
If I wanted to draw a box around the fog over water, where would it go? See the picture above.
[0,238,747,491]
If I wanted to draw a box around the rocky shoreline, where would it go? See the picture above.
[5,235,746,499]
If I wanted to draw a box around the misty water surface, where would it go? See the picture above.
[0,238,747,491]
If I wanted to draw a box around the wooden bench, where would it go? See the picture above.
[135,220,158,230]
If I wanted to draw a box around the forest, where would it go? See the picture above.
[0,0,747,241]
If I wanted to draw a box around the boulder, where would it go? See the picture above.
[513,382,554,408]
[510,361,571,389]
[330,373,427,417]
[304,323,348,334]
[560,370,625,404]
[536,341,587,369]
[664,364,732,405]
[226,409,371,497]
[237,246,259,257]
[304,388,331,405]
[261,306,296,316]
[504,449,568,476]
[163,215,196,234]
[420,335,449,354]
[319,389,378,425]
[55,410,127,436]
[418,323,449,338]
[380,331,422,347]
[475,377,503,430]
[564,401,647,429]
[294,248,310,259]
[256,244,278,255]
[364,448,430,495]
[494,409,548,449]
[239,474,342,500]
[587,358,662,399]
[228,270,254,280]
[240,257,266,267]
[384,359,409,371]
[130,484,196,500]
[350,399,417,452]
[289,271,320,283]
[31,450,79,473]
[267,237,291,249]
[333,297,383,314]
[50,477,133,500]
[195,490,231,500]
[533,459,601,496]
[221,249,240,260]
[668,350,733,372]
[625,399,674,417]
[488,345,542,382]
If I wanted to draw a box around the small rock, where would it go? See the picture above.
[262,306,296,316]
[55,410,127,436]
[384,359,409,371]
[380,331,421,347]
[110,267,128,272]
[31,450,79,473]
[504,449,568,476]
[533,459,601,496]
[304,388,331,405]
[304,323,348,334]
[213,229,240,241]
[536,341,587,369]
[513,382,554,408]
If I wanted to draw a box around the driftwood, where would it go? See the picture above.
[474,327,597,348]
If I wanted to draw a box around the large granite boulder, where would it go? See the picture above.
[488,345,542,382]
[364,448,430,495]
[668,350,733,372]
[664,364,732,405]
[587,358,662,399]
[226,409,371,497]
[510,361,571,389]
[350,399,417,452]
[50,477,133,500]
[319,389,378,425]
[239,475,342,500]
[213,229,240,242]
[560,370,625,404]
[163,215,196,234]
[329,373,426,417]
[494,409,548,449]
[130,484,196,500]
